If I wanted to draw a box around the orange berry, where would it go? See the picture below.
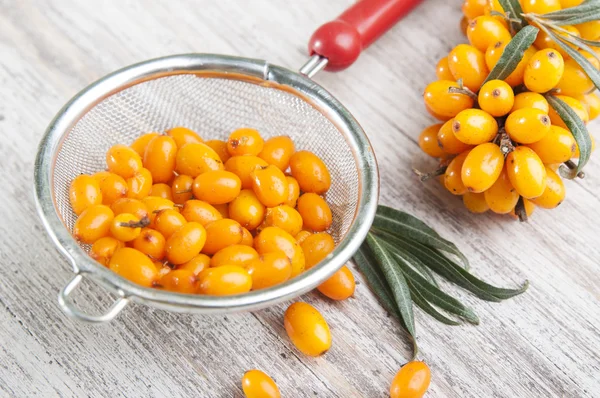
[418,123,445,157]
[111,198,149,221]
[485,42,536,87]
[142,196,176,227]
[452,109,498,145]
[317,265,355,300]
[110,213,145,242]
[159,269,198,294]
[506,146,547,199]
[229,189,266,230]
[175,142,223,177]
[576,20,600,40]
[258,135,296,171]
[484,168,519,214]
[264,205,304,237]
[461,143,504,193]
[109,248,158,287]
[478,80,514,117]
[559,0,584,7]
[526,125,576,163]
[241,369,281,398]
[423,80,475,120]
[462,0,487,19]
[524,49,565,93]
[297,193,332,232]
[444,150,471,195]
[130,132,159,157]
[437,120,473,154]
[90,236,124,266]
[213,203,230,219]
[435,57,455,81]
[548,95,589,127]
[284,302,331,357]
[166,126,203,147]
[225,155,269,189]
[204,139,231,163]
[534,26,580,58]
[300,232,335,269]
[106,144,142,178]
[462,192,489,213]
[255,227,305,277]
[467,16,512,52]
[94,171,128,205]
[284,176,301,208]
[198,265,252,295]
[74,204,114,243]
[295,230,312,245]
[171,174,194,205]
[251,165,289,207]
[583,92,600,120]
[166,222,207,264]
[143,135,177,183]
[246,252,292,290]
[530,166,565,209]
[227,128,264,156]
[149,183,173,201]
[154,209,187,240]
[522,0,562,13]
[448,44,489,91]
[192,170,242,204]
[180,200,222,226]
[210,244,259,268]
[132,228,166,260]
[505,108,551,144]
[178,253,210,276]
[202,219,244,255]
[390,361,431,398]
[240,227,254,246]
[289,151,331,195]
[69,174,102,215]
[555,56,597,97]
[511,92,550,113]
[126,168,153,200]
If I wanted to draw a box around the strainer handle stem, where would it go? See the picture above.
[58,273,129,323]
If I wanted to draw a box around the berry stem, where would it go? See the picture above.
[515,197,527,223]
[498,129,515,156]
[119,215,150,228]
[448,86,478,101]
[412,166,448,182]
[564,160,585,179]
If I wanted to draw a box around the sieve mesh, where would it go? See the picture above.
[53,74,359,252]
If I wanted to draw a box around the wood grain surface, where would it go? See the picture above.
[1,0,599,396]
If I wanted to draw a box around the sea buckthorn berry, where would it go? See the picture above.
[193,170,242,204]
[110,213,146,242]
[486,43,536,87]
[225,156,269,189]
[171,174,194,205]
[106,144,142,178]
[255,227,305,277]
[295,230,312,245]
[548,95,589,127]
[556,56,598,97]
[300,232,335,269]
[69,174,102,215]
[156,264,171,278]
[452,109,498,145]
[149,183,173,201]
[576,20,600,40]
[178,253,210,276]
[461,143,504,193]
[534,26,580,58]
[284,176,300,208]
[210,245,259,268]
[390,361,431,398]
[524,49,565,93]
[132,228,166,260]
[444,150,470,195]
[111,198,148,220]
[526,125,576,163]
[126,168,152,200]
[159,269,198,294]
[418,123,445,157]
[214,203,230,219]
[460,16,469,36]
[175,142,223,177]
[202,219,244,255]
[289,150,331,194]
[241,228,254,246]
[143,135,177,183]
[462,192,489,213]
[531,167,565,209]
[437,119,473,154]
[435,57,455,81]
[505,108,551,144]
[506,147,547,199]
[297,193,332,232]
[142,196,176,227]
[90,237,124,266]
[478,80,514,117]
[229,189,266,230]
[166,126,203,147]
[130,132,159,157]
[166,222,207,264]
[109,248,158,287]
[241,369,281,398]
[251,165,289,207]
[227,128,264,156]
[447,44,489,91]
[423,80,475,120]
[583,93,600,120]
[462,0,487,19]
[511,92,550,113]
[246,252,293,290]
[466,16,511,52]
[559,0,583,7]
[154,209,187,240]
[317,265,355,300]
[198,265,252,295]
[258,135,296,171]
[180,200,222,226]
[484,168,519,214]
[264,205,304,237]
[284,302,331,357]
[522,0,562,13]
[94,171,128,205]
[74,204,114,243]
[204,139,231,163]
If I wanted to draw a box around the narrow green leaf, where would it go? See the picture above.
[546,95,592,173]
[372,205,469,268]
[483,26,539,84]
[407,279,461,326]
[550,27,600,64]
[378,240,439,288]
[540,0,600,25]
[497,0,527,31]
[365,234,416,337]
[389,248,480,325]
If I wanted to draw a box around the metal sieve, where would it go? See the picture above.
[34,0,421,322]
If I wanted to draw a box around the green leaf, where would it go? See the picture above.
[389,248,480,325]
[483,26,539,84]
[498,0,527,31]
[378,239,439,288]
[372,205,469,268]
[407,279,461,326]
[539,0,600,25]
[548,27,600,64]
[546,95,592,173]
[365,234,416,338]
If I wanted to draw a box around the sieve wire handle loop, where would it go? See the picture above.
[306,0,423,73]
[58,273,129,323]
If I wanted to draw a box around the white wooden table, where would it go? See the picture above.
[1,0,599,396]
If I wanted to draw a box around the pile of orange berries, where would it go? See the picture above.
[68,126,356,298]
[420,0,599,219]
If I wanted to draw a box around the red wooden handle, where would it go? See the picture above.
[308,0,423,71]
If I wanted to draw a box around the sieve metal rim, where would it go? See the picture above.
[34,53,379,318]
